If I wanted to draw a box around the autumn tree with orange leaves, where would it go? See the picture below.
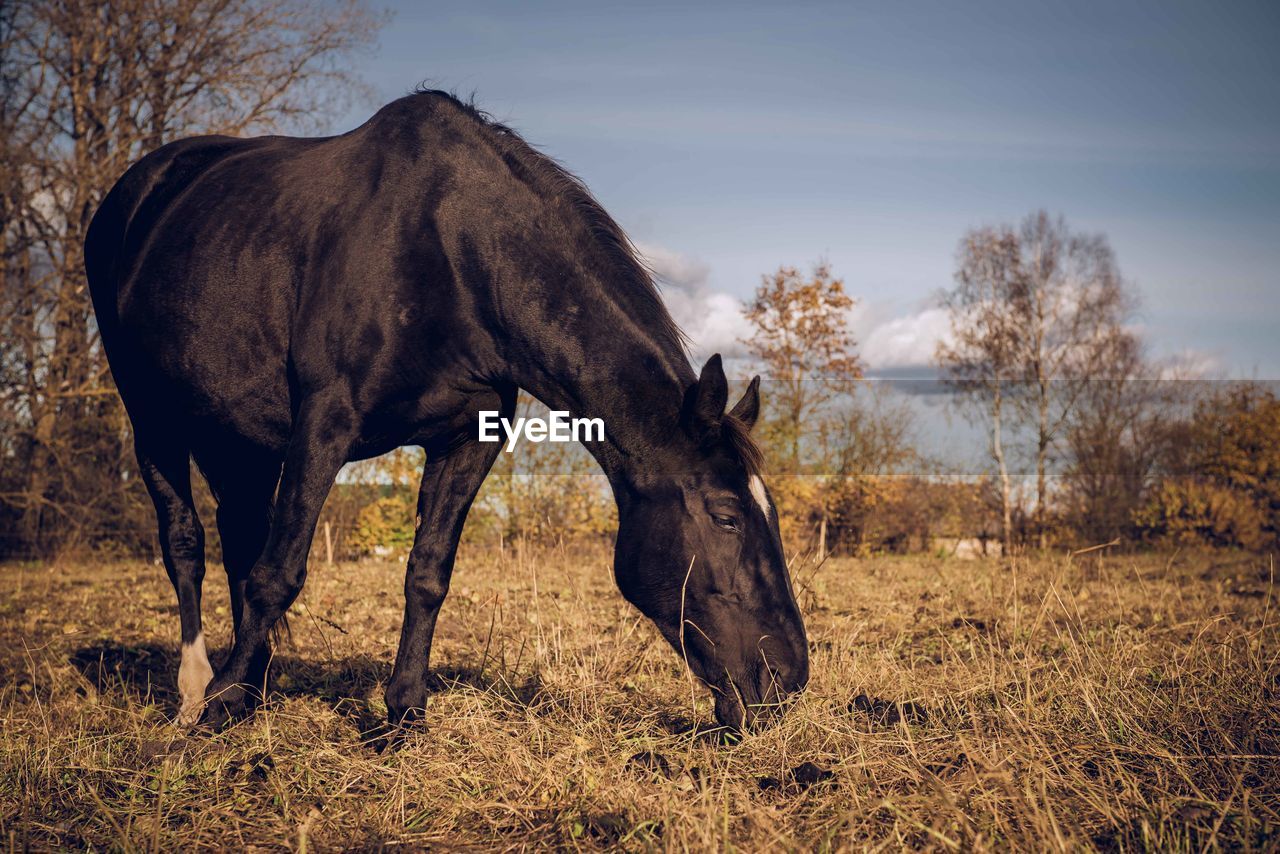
[741,262,863,473]
[741,262,888,557]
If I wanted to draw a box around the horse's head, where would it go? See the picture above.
[614,354,809,731]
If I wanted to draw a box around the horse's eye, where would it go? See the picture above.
[711,513,741,532]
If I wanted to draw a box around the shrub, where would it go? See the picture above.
[1133,478,1268,551]
[348,493,416,557]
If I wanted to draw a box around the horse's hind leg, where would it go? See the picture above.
[135,435,211,726]
[205,457,280,706]
[200,392,356,727]
[206,454,280,637]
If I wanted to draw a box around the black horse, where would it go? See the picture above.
[85,91,808,732]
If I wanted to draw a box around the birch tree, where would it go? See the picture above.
[936,211,1135,551]
[936,227,1022,552]
[1013,211,1133,548]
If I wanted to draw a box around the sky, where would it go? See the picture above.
[329,0,1280,379]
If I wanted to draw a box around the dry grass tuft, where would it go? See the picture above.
[2,546,1278,850]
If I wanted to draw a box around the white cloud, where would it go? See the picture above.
[857,308,1225,382]
[635,241,710,291]
[666,289,753,360]
[636,242,750,360]
[860,306,953,370]
[635,242,958,371]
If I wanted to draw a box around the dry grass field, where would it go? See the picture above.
[1,545,1277,851]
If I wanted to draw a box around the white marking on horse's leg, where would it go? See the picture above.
[176,631,213,726]
[749,474,770,519]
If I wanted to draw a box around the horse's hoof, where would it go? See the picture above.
[386,704,427,728]
[197,700,231,731]
[175,700,206,728]
[200,683,250,730]
[385,680,430,730]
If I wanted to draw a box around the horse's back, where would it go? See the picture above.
[88,98,505,457]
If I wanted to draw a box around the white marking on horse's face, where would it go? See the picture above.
[749,474,770,519]
[176,632,213,726]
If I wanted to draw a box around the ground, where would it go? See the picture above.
[1,546,1277,850]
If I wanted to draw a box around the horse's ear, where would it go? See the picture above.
[729,375,761,431]
[683,353,729,444]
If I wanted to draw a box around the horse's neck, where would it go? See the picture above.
[506,271,694,486]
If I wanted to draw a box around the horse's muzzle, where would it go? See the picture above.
[713,654,810,731]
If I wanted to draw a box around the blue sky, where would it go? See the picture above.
[331,0,1279,377]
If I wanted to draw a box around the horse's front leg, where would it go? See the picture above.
[201,392,356,728]
[386,414,508,727]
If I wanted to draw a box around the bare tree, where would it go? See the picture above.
[936,227,1022,552]
[1062,334,1175,543]
[936,211,1136,552]
[0,0,381,556]
[1013,212,1134,548]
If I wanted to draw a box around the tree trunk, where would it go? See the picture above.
[1036,372,1049,551]
[992,383,1013,555]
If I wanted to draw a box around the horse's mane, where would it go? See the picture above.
[408,87,689,361]
[402,89,764,477]
[722,413,765,478]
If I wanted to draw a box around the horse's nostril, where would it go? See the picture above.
[760,667,784,699]
[791,656,810,692]
[759,665,800,703]
[768,657,808,697]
